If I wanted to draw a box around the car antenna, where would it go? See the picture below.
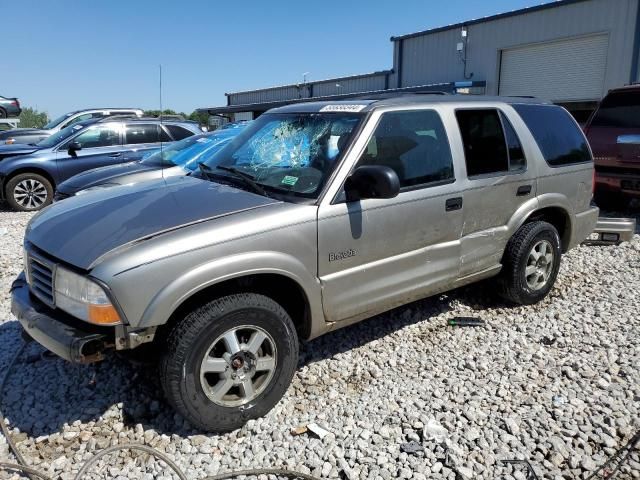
[159,64,165,182]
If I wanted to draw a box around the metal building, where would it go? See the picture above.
[202,0,640,122]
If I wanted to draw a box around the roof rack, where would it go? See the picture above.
[354,91,449,100]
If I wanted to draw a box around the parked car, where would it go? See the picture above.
[55,122,249,200]
[0,118,200,211]
[585,84,640,208]
[0,95,21,118]
[0,108,143,145]
[14,95,613,432]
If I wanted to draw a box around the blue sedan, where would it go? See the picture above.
[0,118,201,211]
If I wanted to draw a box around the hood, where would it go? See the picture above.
[0,128,49,140]
[0,143,41,158]
[58,162,163,193]
[26,176,280,269]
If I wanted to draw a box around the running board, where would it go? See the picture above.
[583,217,637,246]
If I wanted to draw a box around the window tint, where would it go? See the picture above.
[513,104,591,167]
[456,109,509,176]
[357,110,454,189]
[166,124,194,140]
[70,126,120,148]
[500,112,526,171]
[125,124,161,144]
[590,91,640,129]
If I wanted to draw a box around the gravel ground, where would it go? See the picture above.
[0,202,638,480]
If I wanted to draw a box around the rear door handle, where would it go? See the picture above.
[445,197,463,212]
[516,185,532,196]
[108,152,122,158]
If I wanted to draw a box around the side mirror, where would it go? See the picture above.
[67,141,81,157]
[345,165,400,201]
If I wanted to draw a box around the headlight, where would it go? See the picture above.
[54,267,121,325]
[75,183,119,196]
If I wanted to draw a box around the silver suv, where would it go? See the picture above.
[12,95,599,432]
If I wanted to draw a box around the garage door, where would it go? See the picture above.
[499,34,608,102]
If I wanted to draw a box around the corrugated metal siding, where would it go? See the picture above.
[398,0,639,99]
[233,112,254,122]
[229,86,304,106]
[313,74,387,96]
[499,34,609,101]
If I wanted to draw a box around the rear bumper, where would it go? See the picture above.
[588,217,637,245]
[595,171,640,198]
[11,273,113,363]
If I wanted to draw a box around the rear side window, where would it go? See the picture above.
[456,109,508,176]
[500,112,526,172]
[590,91,640,128]
[125,124,162,144]
[166,124,195,141]
[513,104,591,167]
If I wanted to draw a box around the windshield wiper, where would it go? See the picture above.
[215,165,270,198]
[197,163,270,198]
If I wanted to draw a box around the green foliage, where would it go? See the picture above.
[18,107,49,128]
[188,110,210,125]
[143,109,187,118]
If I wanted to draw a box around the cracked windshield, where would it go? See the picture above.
[203,113,362,197]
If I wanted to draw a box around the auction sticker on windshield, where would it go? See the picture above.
[319,104,366,113]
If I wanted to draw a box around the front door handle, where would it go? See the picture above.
[517,185,532,196]
[108,152,122,158]
[445,197,463,212]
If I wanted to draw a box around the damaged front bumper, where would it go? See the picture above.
[11,273,114,363]
[586,217,637,245]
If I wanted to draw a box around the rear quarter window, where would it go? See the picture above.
[512,104,591,167]
[590,90,640,129]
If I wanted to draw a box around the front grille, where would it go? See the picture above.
[28,255,55,306]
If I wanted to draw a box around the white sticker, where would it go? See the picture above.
[319,104,366,113]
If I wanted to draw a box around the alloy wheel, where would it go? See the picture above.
[200,325,277,407]
[13,179,48,209]
[525,239,554,291]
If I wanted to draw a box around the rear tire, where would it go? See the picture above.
[0,108,6,119]
[159,293,298,432]
[6,173,53,211]
[498,221,562,305]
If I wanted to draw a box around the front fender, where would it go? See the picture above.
[136,250,324,332]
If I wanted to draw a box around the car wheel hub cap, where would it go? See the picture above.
[525,240,554,291]
[200,325,277,407]
[14,179,47,209]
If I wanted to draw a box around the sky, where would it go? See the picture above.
[4,0,541,117]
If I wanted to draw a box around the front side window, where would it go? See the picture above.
[590,91,640,129]
[456,109,509,177]
[202,112,362,199]
[356,110,454,188]
[125,124,162,144]
[513,104,591,167]
[68,125,121,149]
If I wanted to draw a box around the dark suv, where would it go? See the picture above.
[585,84,640,208]
[0,118,200,211]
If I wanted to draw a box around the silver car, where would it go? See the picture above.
[13,95,603,432]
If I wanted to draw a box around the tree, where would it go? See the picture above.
[19,107,49,128]
[143,109,187,118]
[188,110,210,125]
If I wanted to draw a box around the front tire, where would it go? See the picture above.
[6,173,53,211]
[498,221,562,305]
[159,293,299,432]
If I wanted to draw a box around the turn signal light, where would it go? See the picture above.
[88,304,121,325]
